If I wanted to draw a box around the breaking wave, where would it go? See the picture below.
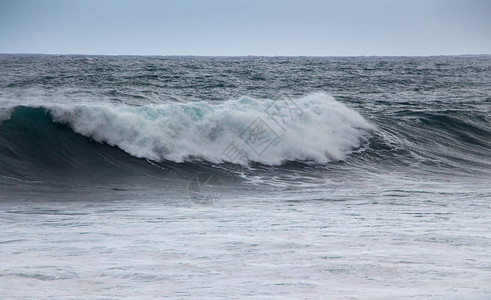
[2,91,488,186]
[0,93,374,166]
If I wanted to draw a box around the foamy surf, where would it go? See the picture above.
[41,93,374,165]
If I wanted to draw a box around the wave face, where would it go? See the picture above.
[1,93,374,167]
[0,105,149,184]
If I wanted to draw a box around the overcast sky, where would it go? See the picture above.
[1,0,490,56]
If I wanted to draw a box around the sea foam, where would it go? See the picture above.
[46,93,374,165]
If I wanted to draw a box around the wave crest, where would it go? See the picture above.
[6,93,375,165]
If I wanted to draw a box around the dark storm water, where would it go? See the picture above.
[0,55,490,299]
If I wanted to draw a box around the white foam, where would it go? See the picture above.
[0,107,13,124]
[48,93,375,165]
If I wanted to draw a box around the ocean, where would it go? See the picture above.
[0,54,490,299]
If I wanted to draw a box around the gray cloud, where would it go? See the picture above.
[1,0,490,55]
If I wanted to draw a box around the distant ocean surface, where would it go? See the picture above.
[0,54,490,299]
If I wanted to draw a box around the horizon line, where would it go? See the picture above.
[1,52,490,58]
